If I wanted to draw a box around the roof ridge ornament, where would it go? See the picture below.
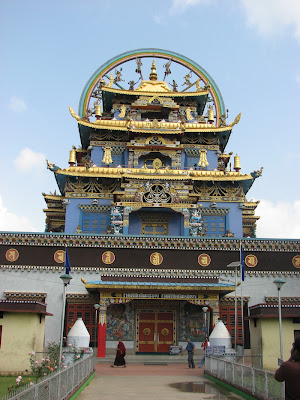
[229,112,242,127]
[149,60,158,81]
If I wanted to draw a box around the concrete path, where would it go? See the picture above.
[76,363,244,400]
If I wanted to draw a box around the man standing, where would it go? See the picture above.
[275,338,300,400]
[182,338,195,368]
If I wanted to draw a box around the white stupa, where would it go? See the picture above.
[209,320,232,350]
[67,317,90,348]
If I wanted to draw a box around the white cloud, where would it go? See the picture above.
[170,0,213,14]
[9,96,27,112]
[14,148,46,174]
[256,199,300,239]
[0,196,38,232]
[240,0,300,44]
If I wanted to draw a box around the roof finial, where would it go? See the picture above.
[149,60,158,81]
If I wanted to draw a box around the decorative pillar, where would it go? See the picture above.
[97,298,107,358]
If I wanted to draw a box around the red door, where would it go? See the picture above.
[138,311,174,353]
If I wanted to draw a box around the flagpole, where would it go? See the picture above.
[234,264,237,352]
[240,240,244,355]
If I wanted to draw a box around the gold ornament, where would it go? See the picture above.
[102,146,113,165]
[198,149,209,167]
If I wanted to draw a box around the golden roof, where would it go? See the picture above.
[54,165,253,182]
[100,86,209,97]
[135,79,172,93]
[69,107,240,133]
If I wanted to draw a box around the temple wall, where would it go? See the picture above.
[0,267,298,347]
[0,312,45,373]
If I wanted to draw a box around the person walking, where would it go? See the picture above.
[110,338,126,368]
[199,336,210,368]
[182,338,195,368]
[275,338,300,400]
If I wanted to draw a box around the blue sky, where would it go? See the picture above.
[0,0,299,238]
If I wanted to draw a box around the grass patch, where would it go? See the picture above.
[0,376,35,397]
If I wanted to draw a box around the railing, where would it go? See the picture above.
[205,356,284,400]
[1,354,95,400]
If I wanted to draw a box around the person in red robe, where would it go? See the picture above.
[111,338,126,367]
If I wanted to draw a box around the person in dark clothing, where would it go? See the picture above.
[275,337,300,400]
[182,338,195,368]
[111,338,126,367]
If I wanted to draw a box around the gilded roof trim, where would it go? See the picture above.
[101,86,209,97]
[55,166,252,182]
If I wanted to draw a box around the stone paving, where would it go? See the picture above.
[76,363,244,400]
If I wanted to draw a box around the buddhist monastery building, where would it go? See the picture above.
[0,49,299,360]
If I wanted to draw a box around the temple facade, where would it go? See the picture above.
[0,50,299,360]
[44,49,262,239]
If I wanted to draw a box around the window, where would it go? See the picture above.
[66,304,97,346]
[219,304,244,345]
[142,223,168,236]
[82,212,110,234]
[203,216,226,237]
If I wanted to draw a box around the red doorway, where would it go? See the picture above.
[137,311,175,353]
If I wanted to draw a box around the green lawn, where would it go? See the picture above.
[0,376,35,397]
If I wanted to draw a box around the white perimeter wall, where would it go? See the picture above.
[0,267,299,344]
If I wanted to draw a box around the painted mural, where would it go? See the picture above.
[106,303,133,340]
[179,302,206,341]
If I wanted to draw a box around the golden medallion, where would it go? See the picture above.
[143,328,151,336]
[245,254,258,268]
[54,250,65,264]
[5,248,19,262]
[161,328,169,336]
[292,255,300,268]
[102,251,115,265]
[150,252,163,266]
[198,253,211,267]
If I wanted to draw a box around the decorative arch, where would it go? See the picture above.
[78,48,225,126]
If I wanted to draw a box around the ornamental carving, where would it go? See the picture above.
[143,184,172,204]
[65,177,120,194]
[90,132,128,142]
[182,133,219,145]
[193,182,245,201]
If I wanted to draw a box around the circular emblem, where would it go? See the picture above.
[161,328,169,337]
[5,248,19,262]
[102,251,115,265]
[150,252,163,266]
[198,253,211,267]
[245,254,258,268]
[292,255,300,268]
[54,250,65,264]
[143,328,151,336]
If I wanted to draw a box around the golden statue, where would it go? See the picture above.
[186,107,193,121]
[119,104,127,118]
[102,146,113,165]
[107,73,114,88]
[198,149,209,167]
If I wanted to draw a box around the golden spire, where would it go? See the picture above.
[149,60,158,81]
[102,146,113,166]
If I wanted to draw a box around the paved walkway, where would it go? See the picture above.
[76,363,244,400]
